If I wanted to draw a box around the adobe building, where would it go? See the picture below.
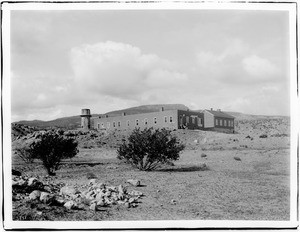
[88,107,235,133]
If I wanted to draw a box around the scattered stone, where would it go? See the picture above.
[124,202,130,208]
[234,156,241,161]
[60,186,76,196]
[29,190,41,200]
[171,199,177,205]
[89,202,97,211]
[40,192,51,203]
[126,179,141,187]
[129,190,143,196]
[27,178,38,186]
[89,179,97,185]
[64,200,76,210]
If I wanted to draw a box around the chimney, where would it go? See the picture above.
[210,108,213,111]
[122,112,126,116]
[105,115,108,118]
[160,107,164,112]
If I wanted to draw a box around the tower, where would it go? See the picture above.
[80,109,91,130]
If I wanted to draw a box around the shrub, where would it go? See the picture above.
[14,146,36,164]
[117,128,185,171]
[259,134,268,138]
[29,133,78,176]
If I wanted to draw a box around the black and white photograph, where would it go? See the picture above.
[2,1,299,230]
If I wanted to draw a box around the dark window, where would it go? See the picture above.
[118,121,121,127]
[170,116,173,123]
[127,120,130,126]
[154,117,157,124]
[144,118,148,125]
[164,116,167,123]
[113,122,116,127]
[136,119,139,126]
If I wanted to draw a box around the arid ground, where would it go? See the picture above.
[11,117,290,221]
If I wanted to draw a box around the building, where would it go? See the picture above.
[203,108,235,133]
[87,107,235,133]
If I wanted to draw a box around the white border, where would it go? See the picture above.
[2,1,298,230]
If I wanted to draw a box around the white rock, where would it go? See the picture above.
[64,200,76,210]
[89,202,97,211]
[40,192,51,203]
[130,190,143,196]
[27,178,38,186]
[89,179,97,185]
[29,190,41,200]
[60,186,76,196]
[126,179,140,187]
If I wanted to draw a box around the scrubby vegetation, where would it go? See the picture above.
[117,128,185,171]
[28,133,78,176]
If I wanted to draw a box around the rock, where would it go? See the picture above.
[126,179,140,187]
[29,190,41,200]
[89,202,97,211]
[128,197,137,204]
[60,186,76,196]
[89,179,97,185]
[201,153,207,158]
[234,156,241,161]
[96,199,106,207]
[54,196,65,205]
[107,186,117,192]
[124,202,130,208]
[95,182,106,189]
[129,190,143,196]
[171,199,177,204]
[27,177,38,186]
[95,192,104,201]
[43,185,52,193]
[118,185,125,194]
[64,200,76,210]
[40,192,51,203]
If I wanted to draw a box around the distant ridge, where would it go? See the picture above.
[105,104,189,117]
[13,104,289,129]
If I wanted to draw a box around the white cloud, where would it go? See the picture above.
[70,41,188,98]
[242,55,279,78]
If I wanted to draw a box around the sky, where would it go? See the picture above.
[10,8,291,122]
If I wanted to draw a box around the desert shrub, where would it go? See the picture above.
[29,133,78,176]
[14,146,37,164]
[117,127,185,171]
[259,134,268,138]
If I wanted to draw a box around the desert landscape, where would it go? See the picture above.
[11,112,290,221]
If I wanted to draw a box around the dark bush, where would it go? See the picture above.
[29,133,78,176]
[259,134,268,138]
[117,127,185,171]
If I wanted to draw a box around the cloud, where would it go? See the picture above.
[242,55,279,78]
[70,41,188,98]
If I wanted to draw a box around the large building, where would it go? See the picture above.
[85,107,235,133]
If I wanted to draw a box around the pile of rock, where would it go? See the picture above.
[12,175,63,201]
[60,180,144,211]
[12,175,144,212]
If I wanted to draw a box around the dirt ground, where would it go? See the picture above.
[11,118,290,221]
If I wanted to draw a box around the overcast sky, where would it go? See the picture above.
[10,9,290,122]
